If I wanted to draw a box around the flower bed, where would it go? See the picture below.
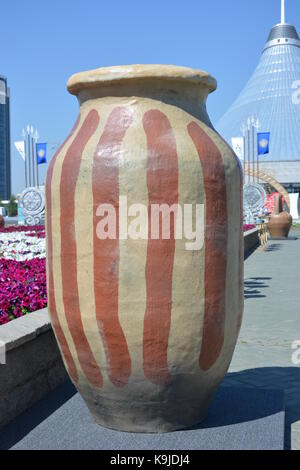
[0,225,45,261]
[0,225,46,325]
[0,225,45,234]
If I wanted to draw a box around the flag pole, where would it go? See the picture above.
[247,118,251,184]
[31,127,36,187]
[243,135,246,184]
[256,130,259,184]
[35,142,39,189]
[255,119,261,184]
[25,138,28,188]
[251,117,255,183]
[27,126,32,187]
[22,129,28,188]
[241,124,247,185]
[34,130,39,189]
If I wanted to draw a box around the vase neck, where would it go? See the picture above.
[67,65,217,128]
[76,80,213,128]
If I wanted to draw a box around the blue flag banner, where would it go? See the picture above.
[258,132,270,155]
[36,143,47,164]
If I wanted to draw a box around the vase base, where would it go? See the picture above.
[88,405,209,434]
[80,389,212,433]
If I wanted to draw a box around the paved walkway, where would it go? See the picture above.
[226,228,300,450]
[1,229,299,450]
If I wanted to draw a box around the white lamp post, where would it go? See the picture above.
[255,119,261,183]
[23,125,40,188]
[26,125,32,187]
[21,128,27,188]
[241,123,247,183]
[247,118,251,183]
[251,116,256,183]
[34,129,40,188]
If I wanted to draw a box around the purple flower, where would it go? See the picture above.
[243,224,256,232]
[0,256,47,325]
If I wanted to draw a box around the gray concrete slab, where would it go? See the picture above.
[228,228,300,450]
[0,382,285,450]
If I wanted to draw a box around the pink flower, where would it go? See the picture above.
[243,224,256,232]
[0,256,47,325]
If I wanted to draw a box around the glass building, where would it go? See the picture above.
[217,12,300,194]
[0,75,11,200]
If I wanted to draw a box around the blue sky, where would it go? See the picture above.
[2,0,300,195]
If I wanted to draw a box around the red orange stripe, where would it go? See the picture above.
[142,109,178,385]
[60,109,103,388]
[46,116,80,383]
[93,107,133,388]
[188,122,228,371]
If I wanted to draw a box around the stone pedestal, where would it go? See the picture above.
[1,383,285,450]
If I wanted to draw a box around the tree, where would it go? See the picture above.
[7,195,17,217]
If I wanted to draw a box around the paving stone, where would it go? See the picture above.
[228,228,300,450]
[0,383,285,450]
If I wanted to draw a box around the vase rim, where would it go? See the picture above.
[67,64,217,96]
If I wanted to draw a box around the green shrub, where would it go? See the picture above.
[7,195,17,217]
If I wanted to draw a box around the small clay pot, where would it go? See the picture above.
[0,215,5,229]
[268,194,292,238]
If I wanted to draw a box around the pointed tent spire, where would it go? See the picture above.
[216,0,300,173]
[281,0,285,24]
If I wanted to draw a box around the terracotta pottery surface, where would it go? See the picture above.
[268,194,292,238]
[0,215,5,228]
[45,64,243,433]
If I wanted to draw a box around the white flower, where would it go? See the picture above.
[0,231,46,261]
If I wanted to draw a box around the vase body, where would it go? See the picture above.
[268,194,292,238]
[45,65,243,432]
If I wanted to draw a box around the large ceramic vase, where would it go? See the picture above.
[268,194,292,238]
[45,65,243,433]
